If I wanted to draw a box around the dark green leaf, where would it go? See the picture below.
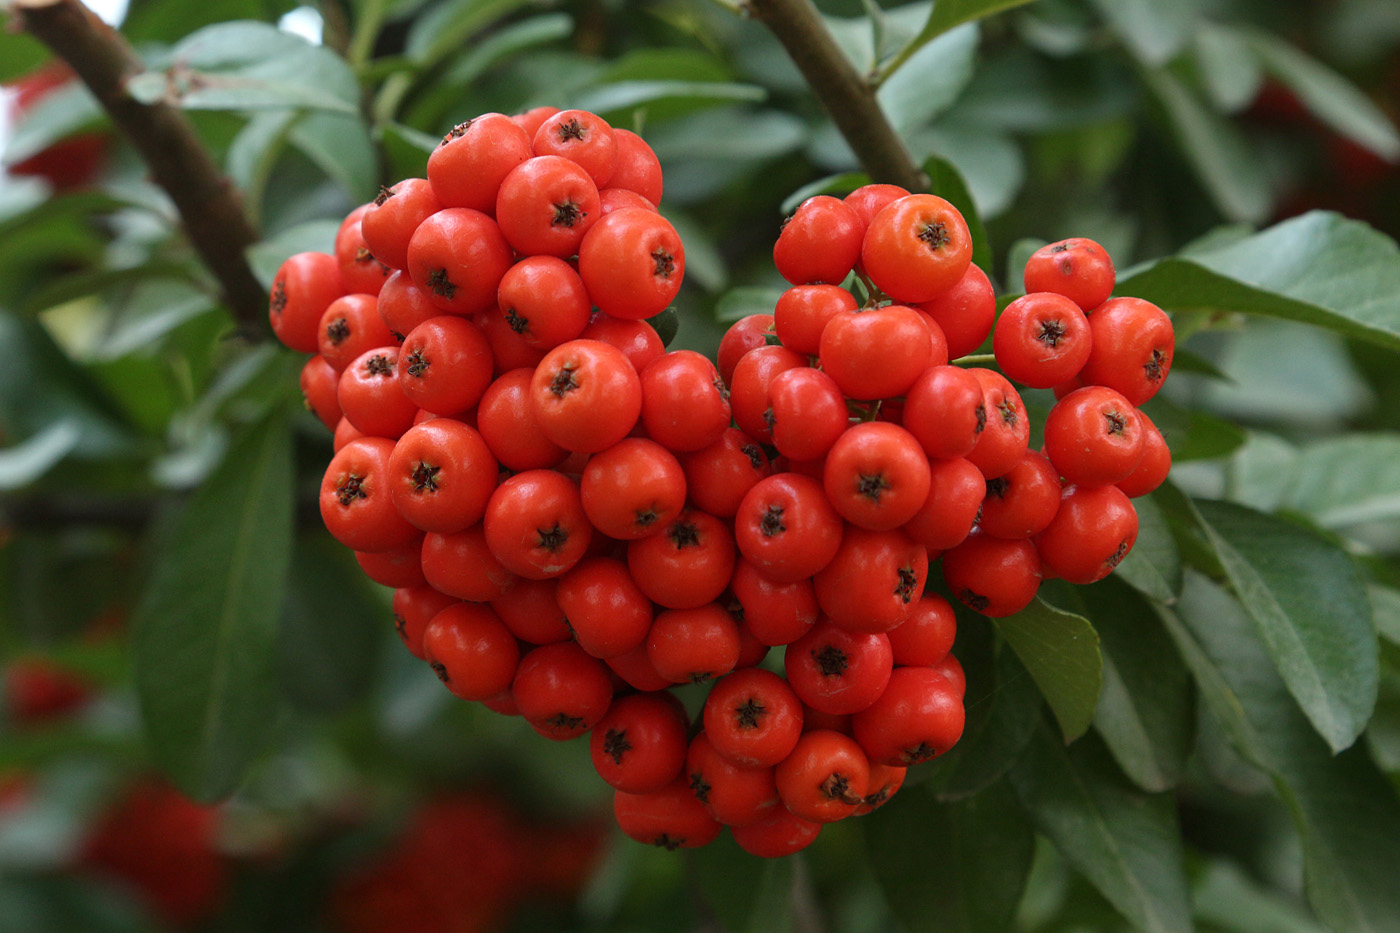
[1245,29,1400,161]
[1193,23,1264,112]
[993,598,1102,742]
[1009,726,1193,933]
[288,112,377,201]
[923,155,992,274]
[715,287,782,324]
[0,420,82,491]
[1112,492,1181,603]
[1140,66,1271,224]
[441,14,574,86]
[245,221,340,287]
[1165,574,1400,933]
[866,778,1034,933]
[132,409,294,801]
[1117,211,1400,352]
[779,172,871,215]
[1230,433,1400,531]
[0,31,50,83]
[879,24,979,132]
[572,81,767,122]
[921,628,1041,799]
[1194,499,1378,752]
[1081,579,1195,791]
[688,834,795,933]
[883,0,1040,82]
[1089,0,1203,65]
[405,0,539,66]
[1139,394,1247,463]
[278,536,385,714]
[646,308,681,348]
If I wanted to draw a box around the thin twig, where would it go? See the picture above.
[745,0,926,192]
[10,0,268,338]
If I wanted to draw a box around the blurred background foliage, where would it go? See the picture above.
[1,0,1399,930]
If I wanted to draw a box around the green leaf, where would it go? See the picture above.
[646,308,681,348]
[883,0,1040,83]
[1244,29,1400,161]
[1139,394,1246,463]
[1165,574,1400,933]
[920,627,1041,799]
[1009,726,1193,933]
[245,220,339,287]
[1193,859,1331,933]
[1111,492,1181,603]
[1193,23,1264,113]
[440,13,573,86]
[2,82,104,167]
[288,112,377,201]
[278,536,385,713]
[1089,0,1203,65]
[571,81,767,122]
[994,598,1102,743]
[923,154,992,275]
[1117,211,1400,352]
[1194,499,1378,752]
[132,409,293,801]
[688,834,796,933]
[866,778,1034,933]
[878,23,979,132]
[1230,433,1400,532]
[405,0,539,66]
[1081,579,1195,792]
[779,172,871,215]
[0,420,82,491]
[715,286,782,324]
[1139,65,1271,224]
[0,31,50,83]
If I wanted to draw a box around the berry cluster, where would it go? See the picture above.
[272,106,1173,859]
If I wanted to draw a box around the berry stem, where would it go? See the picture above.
[742,0,927,191]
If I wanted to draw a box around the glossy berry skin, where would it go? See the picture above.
[992,292,1092,389]
[1117,409,1171,498]
[731,807,822,858]
[530,339,643,454]
[556,556,654,659]
[1078,297,1174,405]
[915,262,996,359]
[483,469,592,580]
[774,285,857,355]
[300,356,342,431]
[843,183,910,230]
[965,368,1030,480]
[681,428,771,518]
[728,344,806,445]
[376,270,440,340]
[421,526,517,602]
[769,368,849,463]
[613,778,722,850]
[852,666,965,766]
[334,204,393,296]
[717,314,775,386]
[362,177,443,270]
[406,208,513,316]
[819,304,937,401]
[902,365,986,460]
[490,578,570,645]
[355,536,427,588]
[813,526,927,634]
[941,532,1042,618]
[609,128,664,205]
[734,473,843,584]
[639,350,730,453]
[785,619,893,716]
[578,314,664,373]
[702,668,804,768]
[392,584,458,660]
[320,437,421,553]
[685,732,781,827]
[729,558,819,646]
[578,208,685,321]
[860,194,972,303]
[426,112,533,213]
[1035,484,1139,584]
[533,109,618,188]
[977,449,1062,540]
[774,196,863,286]
[1023,237,1115,311]
[269,251,343,353]
[397,316,494,415]
[421,603,520,701]
[318,294,394,373]
[590,693,689,793]
[1043,385,1145,487]
[338,347,419,440]
[823,422,931,531]
[386,419,497,534]
[628,510,736,610]
[495,155,601,258]
[512,642,613,740]
[495,256,592,350]
[580,438,686,540]
[775,729,870,824]
[477,368,566,471]
[902,456,985,551]
[887,594,957,667]
[646,603,742,684]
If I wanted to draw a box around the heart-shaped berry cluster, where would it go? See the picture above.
[271,107,1175,859]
